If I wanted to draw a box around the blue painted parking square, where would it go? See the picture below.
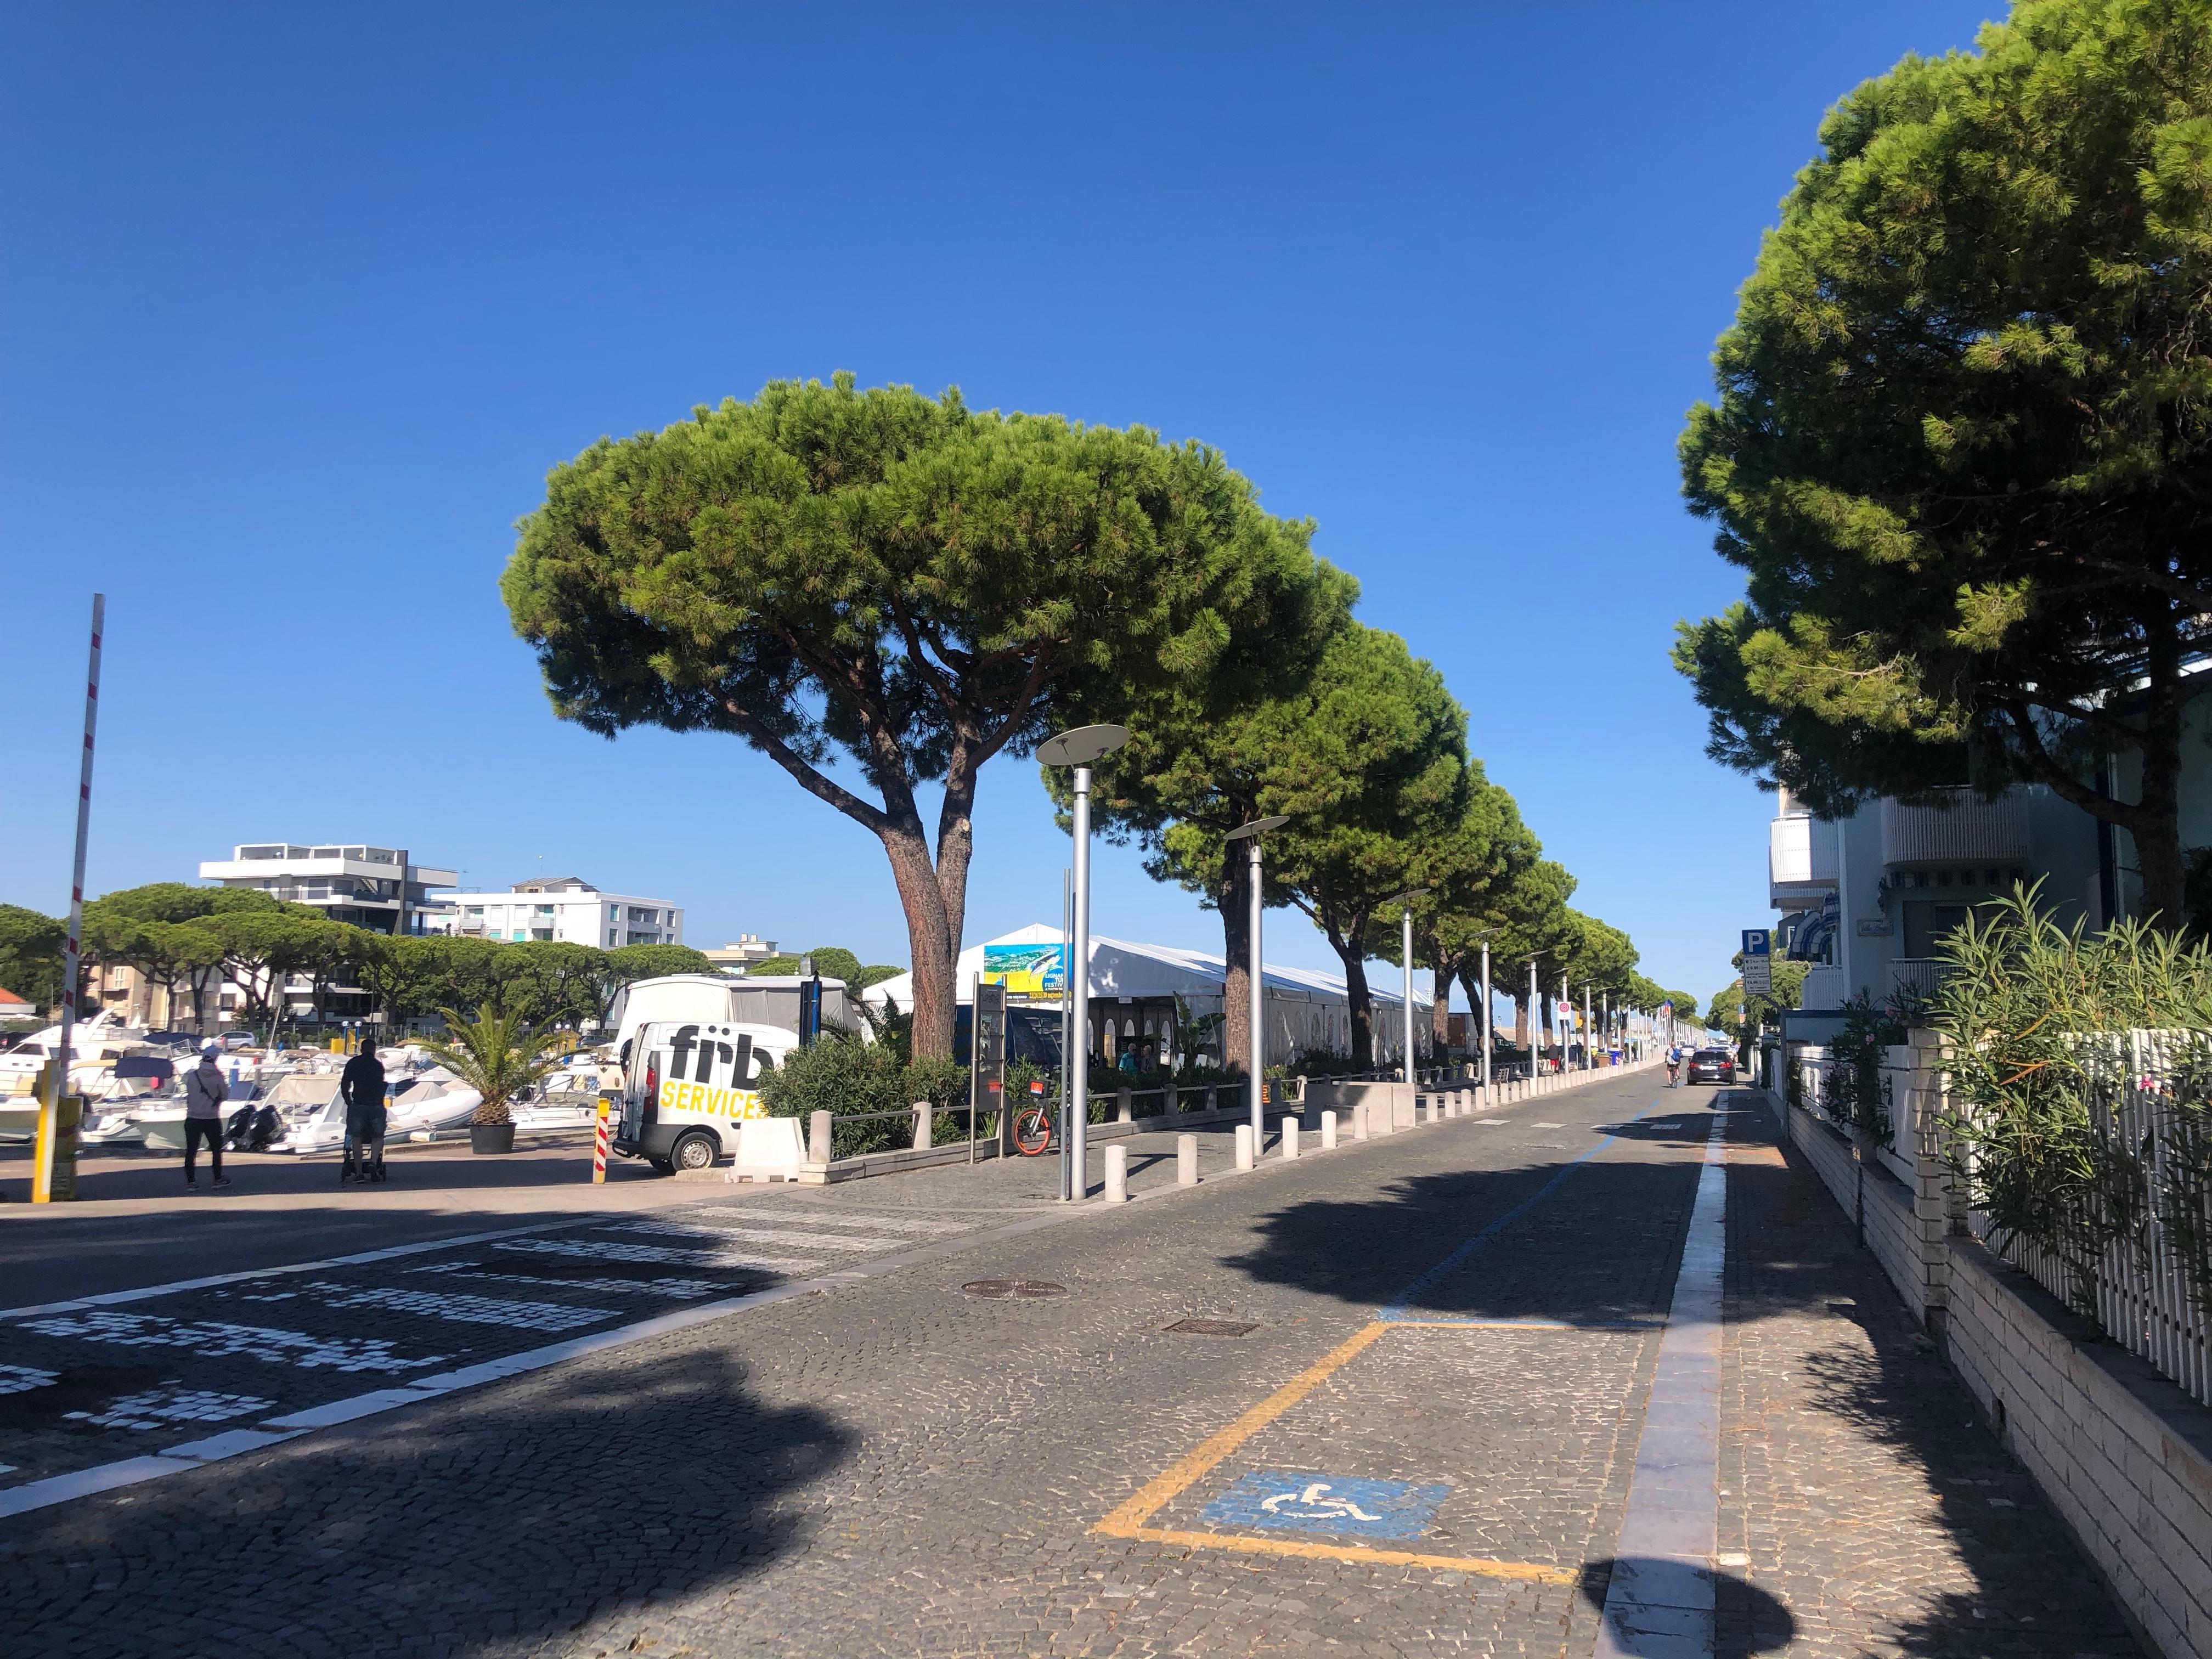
[1200,1471,1451,1539]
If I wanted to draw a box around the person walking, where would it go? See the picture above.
[182,1041,231,1191]
[340,1040,388,1183]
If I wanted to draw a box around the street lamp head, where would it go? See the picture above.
[1224,815,1289,842]
[1036,724,1129,766]
[1380,887,1431,907]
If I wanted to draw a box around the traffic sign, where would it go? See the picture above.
[1742,928,1773,996]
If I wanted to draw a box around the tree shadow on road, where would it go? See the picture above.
[2,1344,853,1659]
[1728,1128,2141,1658]
[1219,1109,1718,1326]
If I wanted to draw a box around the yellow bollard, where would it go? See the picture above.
[33,1066,80,1204]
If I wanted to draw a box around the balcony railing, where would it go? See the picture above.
[1888,958,1951,1000]
[1881,788,2029,866]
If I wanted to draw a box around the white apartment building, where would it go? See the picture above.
[200,843,458,934]
[1766,785,2100,1043]
[425,877,684,948]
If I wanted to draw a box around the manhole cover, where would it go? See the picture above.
[961,1279,1066,1299]
[1167,1318,1259,1337]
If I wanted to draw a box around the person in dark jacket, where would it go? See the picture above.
[181,1042,230,1191]
[339,1043,387,1183]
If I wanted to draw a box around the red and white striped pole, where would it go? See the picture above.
[592,1095,611,1184]
[36,595,104,1204]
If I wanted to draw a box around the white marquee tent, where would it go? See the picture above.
[861,924,1430,1068]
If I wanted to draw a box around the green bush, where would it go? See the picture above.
[757,1034,980,1157]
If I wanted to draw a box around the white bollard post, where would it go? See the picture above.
[912,1100,932,1150]
[1177,1132,1199,1185]
[1321,1109,1338,1150]
[1354,1101,1371,1141]
[1104,1143,1128,1203]
[1282,1117,1300,1159]
[1235,1122,1255,1170]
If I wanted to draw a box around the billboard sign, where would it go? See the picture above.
[981,942,1068,1002]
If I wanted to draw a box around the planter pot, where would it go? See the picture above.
[470,1122,517,1155]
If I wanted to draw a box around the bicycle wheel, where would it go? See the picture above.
[1012,1105,1053,1156]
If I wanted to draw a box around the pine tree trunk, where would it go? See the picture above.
[882,825,960,1060]
[1341,952,1373,1067]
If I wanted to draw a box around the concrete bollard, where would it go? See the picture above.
[1354,1101,1371,1141]
[1104,1143,1128,1203]
[1321,1109,1338,1149]
[1234,1122,1255,1171]
[809,1109,833,1165]
[1117,1086,1133,1124]
[1165,1081,1178,1116]
[912,1100,932,1151]
[1205,1084,1218,1112]
[1281,1116,1300,1159]
[1178,1132,1199,1185]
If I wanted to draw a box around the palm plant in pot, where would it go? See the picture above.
[410,1003,565,1154]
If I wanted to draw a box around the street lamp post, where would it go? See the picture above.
[1381,890,1429,1084]
[1224,816,1289,1143]
[1037,724,1129,1199]
[1527,957,1540,1075]
[1479,938,1492,1092]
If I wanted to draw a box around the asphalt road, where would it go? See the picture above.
[0,1072,2136,1658]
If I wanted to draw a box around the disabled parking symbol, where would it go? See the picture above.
[1200,1470,1450,1540]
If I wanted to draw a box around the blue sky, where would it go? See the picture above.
[1,2,1999,1011]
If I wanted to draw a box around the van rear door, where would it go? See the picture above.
[616,1020,790,1163]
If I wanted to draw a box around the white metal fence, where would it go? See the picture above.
[1982,1030,2212,1409]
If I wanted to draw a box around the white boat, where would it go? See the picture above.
[510,1064,613,1132]
[386,1072,483,1138]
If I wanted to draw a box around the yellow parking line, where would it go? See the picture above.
[1097,1322,1390,1534]
[1103,1523,1576,1583]
[1092,1319,1572,1585]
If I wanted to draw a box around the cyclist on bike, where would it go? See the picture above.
[1666,1043,1683,1088]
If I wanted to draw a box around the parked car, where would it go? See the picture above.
[1685,1048,1737,1085]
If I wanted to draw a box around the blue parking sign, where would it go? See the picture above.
[1742,929,1771,956]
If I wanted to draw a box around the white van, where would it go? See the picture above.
[616,1019,798,1173]
[609,974,858,1060]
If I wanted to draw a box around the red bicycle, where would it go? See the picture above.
[1012,1079,1054,1156]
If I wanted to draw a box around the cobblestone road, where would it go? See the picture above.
[0,1074,2141,1657]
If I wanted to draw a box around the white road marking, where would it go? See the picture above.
[407,1263,726,1301]
[64,1387,275,1431]
[605,1220,905,1253]
[0,1184,1094,1522]
[0,1364,59,1395]
[495,1238,822,1273]
[19,1312,448,1373]
[701,1207,972,1235]
[295,1282,614,1334]
[0,1220,583,1322]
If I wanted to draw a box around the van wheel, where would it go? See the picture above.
[670,1131,718,1173]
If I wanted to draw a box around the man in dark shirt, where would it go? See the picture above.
[340,1043,388,1183]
